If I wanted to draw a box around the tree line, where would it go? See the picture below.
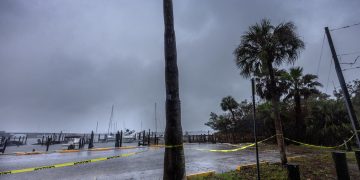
[205,19,360,165]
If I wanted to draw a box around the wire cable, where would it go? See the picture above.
[316,33,326,76]
[325,58,334,93]
[343,66,360,71]
[338,51,360,56]
[330,22,360,31]
[340,55,360,66]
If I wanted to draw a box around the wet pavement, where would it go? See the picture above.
[0,143,282,180]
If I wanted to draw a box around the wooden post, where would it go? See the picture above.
[287,163,300,180]
[355,150,360,171]
[332,152,350,180]
[148,129,151,146]
[120,130,123,147]
[41,136,44,145]
[46,137,50,152]
[1,139,7,153]
[142,130,145,146]
[115,131,120,147]
[88,131,94,149]
[155,133,157,144]
[78,138,82,149]
[58,131,62,142]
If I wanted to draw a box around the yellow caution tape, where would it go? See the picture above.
[196,135,276,152]
[164,144,183,148]
[284,133,355,149]
[0,151,143,176]
[196,132,356,152]
[5,146,145,156]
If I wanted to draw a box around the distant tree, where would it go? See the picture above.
[282,67,322,140]
[162,0,185,179]
[234,19,304,164]
[220,96,239,143]
[205,112,232,132]
[220,96,239,122]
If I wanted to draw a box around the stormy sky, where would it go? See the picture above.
[1,0,360,133]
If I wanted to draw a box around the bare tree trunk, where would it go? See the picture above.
[163,0,186,179]
[267,61,287,165]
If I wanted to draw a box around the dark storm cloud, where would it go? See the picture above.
[1,0,359,133]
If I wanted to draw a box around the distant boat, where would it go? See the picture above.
[61,135,81,149]
[122,129,136,143]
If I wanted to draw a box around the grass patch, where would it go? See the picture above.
[205,163,287,180]
[200,145,360,180]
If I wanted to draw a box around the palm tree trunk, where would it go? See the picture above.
[163,0,186,179]
[267,60,287,165]
[230,110,236,143]
[294,90,304,140]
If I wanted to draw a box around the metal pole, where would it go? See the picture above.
[325,27,360,148]
[252,78,260,180]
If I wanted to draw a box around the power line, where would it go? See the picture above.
[343,66,360,71]
[316,33,326,76]
[338,51,360,57]
[330,22,360,31]
[340,55,360,66]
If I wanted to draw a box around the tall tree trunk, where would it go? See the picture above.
[163,0,186,179]
[294,90,304,140]
[267,60,287,165]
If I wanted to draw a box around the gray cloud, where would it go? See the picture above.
[1,0,359,133]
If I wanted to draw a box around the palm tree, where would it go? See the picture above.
[220,96,239,143]
[282,67,322,140]
[234,19,304,165]
[255,68,289,101]
[163,0,185,179]
[220,96,239,121]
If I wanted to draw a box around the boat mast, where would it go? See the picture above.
[155,102,157,134]
[96,121,98,133]
[107,105,114,135]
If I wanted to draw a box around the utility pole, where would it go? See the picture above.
[252,78,260,180]
[325,27,360,148]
